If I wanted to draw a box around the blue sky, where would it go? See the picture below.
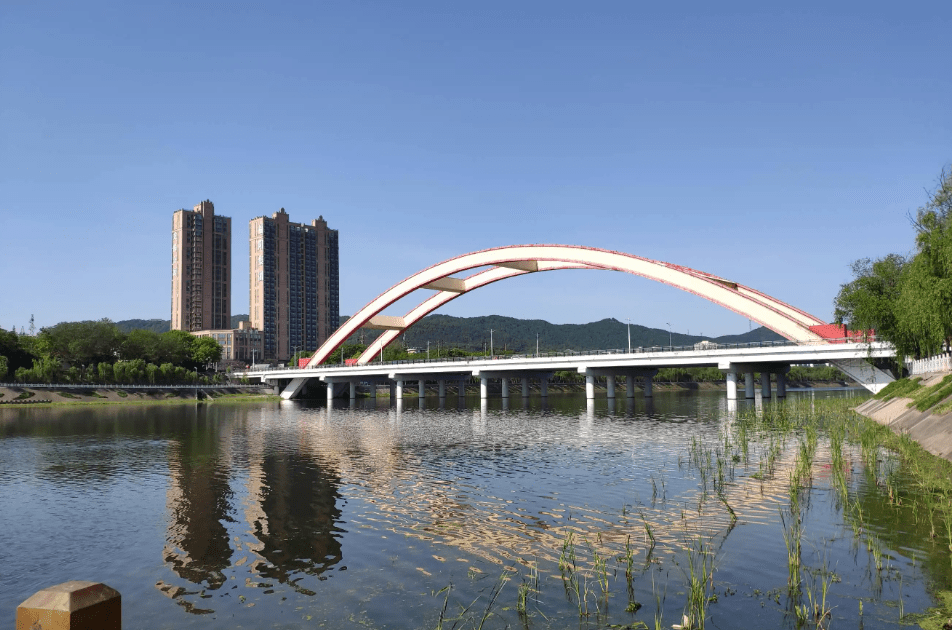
[2,1,950,338]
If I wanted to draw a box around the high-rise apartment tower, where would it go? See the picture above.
[171,200,232,331]
[249,209,339,360]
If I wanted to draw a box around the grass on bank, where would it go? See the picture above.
[873,375,952,412]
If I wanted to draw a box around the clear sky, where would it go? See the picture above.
[2,1,950,338]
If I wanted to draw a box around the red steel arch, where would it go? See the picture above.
[308,245,826,367]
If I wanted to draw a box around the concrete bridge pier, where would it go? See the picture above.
[725,369,738,400]
[438,379,446,398]
[327,381,335,402]
[761,372,771,398]
[540,377,548,398]
[396,379,404,399]
[585,374,596,400]
[458,379,466,397]
[626,375,635,399]
[776,366,790,398]
[418,379,425,399]
[349,382,356,400]
[606,375,616,399]
[522,377,530,397]
[745,372,755,399]
[480,377,489,399]
[501,378,509,399]
[643,375,654,398]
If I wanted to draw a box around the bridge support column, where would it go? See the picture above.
[585,374,595,400]
[501,378,509,399]
[777,372,786,398]
[626,375,635,399]
[439,379,446,398]
[458,379,466,397]
[606,375,615,399]
[370,383,376,400]
[644,375,653,398]
[349,382,356,400]
[480,377,488,399]
[540,377,548,398]
[745,372,755,399]
[418,379,425,398]
[390,382,395,401]
[327,381,335,402]
[726,370,738,401]
[522,377,529,397]
[396,380,404,399]
[761,372,772,398]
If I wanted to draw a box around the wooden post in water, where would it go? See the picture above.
[17,581,120,629]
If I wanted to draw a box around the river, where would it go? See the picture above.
[1,389,947,629]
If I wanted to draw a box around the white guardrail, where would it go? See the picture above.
[906,354,952,376]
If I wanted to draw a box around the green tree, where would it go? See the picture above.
[191,337,222,368]
[159,330,195,366]
[120,329,162,363]
[0,354,7,381]
[98,362,113,384]
[834,254,910,350]
[35,319,123,365]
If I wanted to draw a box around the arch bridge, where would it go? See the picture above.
[261,245,894,399]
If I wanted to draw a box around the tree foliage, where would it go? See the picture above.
[835,165,952,359]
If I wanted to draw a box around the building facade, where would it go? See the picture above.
[171,201,232,331]
[249,209,339,360]
[191,321,264,364]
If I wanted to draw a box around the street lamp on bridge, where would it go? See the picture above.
[490,329,494,357]
[626,318,631,353]
[666,322,672,348]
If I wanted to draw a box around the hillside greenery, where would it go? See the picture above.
[835,164,952,360]
[342,314,783,354]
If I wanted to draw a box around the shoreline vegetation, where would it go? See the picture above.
[0,386,279,407]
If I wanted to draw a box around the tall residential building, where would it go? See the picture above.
[171,200,232,331]
[249,209,339,360]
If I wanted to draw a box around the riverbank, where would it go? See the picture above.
[854,372,952,462]
[0,386,279,406]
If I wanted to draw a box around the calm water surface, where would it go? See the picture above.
[1,389,947,628]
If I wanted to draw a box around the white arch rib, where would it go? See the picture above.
[307,245,827,367]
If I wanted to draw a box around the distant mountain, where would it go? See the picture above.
[115,313,783,350]
[115,315,250,334]
[342,314,784,352]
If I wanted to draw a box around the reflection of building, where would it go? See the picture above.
[171,201,232,332]
[249,209,338,360]
[245,452,343,582]
[163,410,234,591]
[191,321,264,363]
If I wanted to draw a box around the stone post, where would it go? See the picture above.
[17,581,121,630]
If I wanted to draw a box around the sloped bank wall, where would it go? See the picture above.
[854,373,952,462]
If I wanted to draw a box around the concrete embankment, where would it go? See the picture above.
[854,373,952,462]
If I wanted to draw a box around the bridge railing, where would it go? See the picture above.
[257,336,883,371]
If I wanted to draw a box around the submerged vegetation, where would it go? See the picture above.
[427,396,952,629]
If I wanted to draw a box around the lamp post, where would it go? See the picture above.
[490,329,494,357]
[626,318,631,353]
[536,333,539,357]
[666,322,672,349]
[427,341,430,360]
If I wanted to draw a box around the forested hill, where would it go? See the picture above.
[341,314,783,352]
[115,315,249,334]
[115,313,782,351]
